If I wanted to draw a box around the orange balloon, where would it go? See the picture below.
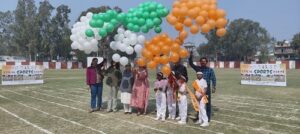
[208,9,217,20]
[216,18,228,28]
[161,65,171,76]
[147,60,157,69]
[165,38,173,46]
[195,16,206,26]
[137,58,146,67]
[161,45,170,55]
[149,45,160,56]
[152,36,160,44]
[172,7,181,17]
[169,52,180,63]
[166,15,177,25]
[144,41,151,49]
[160,55,169,65]
[153,56,161,64]
[157,41,164,48]
[183,18,193,27]
[173,1,181,8]
[175,22,184,31]
[201,23,211,33]
[171,43,181,52]
[190,25,199,34]
[179,30,188,40]
[199,10,208,18]
[201,4,210,11]
[179,48,189,58]
[179,6,188,17]
[207,19,216,29]
[209,4,217,10]
[160,33,168,39]
[142,49,153,60]
[216,28,227,37]
[175,37,184,45]
[195,1,203,7]
[187,9,198,19]
[216,9,226,18]
[186,1,195,8]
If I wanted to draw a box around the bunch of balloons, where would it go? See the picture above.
[124,2,169,33]
[167,0,227,40]
[110,27,145,66]
[70,12,100,54]
[137,34,189,75]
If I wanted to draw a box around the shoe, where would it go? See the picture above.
[107,109,113,113]
[155,116,160,120]
[128,112,132,114]
[178,121,186,125]
[124,112,128,114]
[88,109,95,113]
[175,117,181,120]
[161,117,165,121]
[200,122,209,127]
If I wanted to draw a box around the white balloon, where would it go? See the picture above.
[70,35,77,41]
[118,34,125,41]
[125,46,134,55]
[110,41,118,50]
[80,16,87,22]
[137,35,146,44]
[119,57,129,66]
[118,43,127,52]
[86,12,93,19]
[78,38,86,44]
[114,35,119,41]
[123,38,131,45]
[134,44,143,54]
[129,36,137,46]
[117,27,125,34]
[71,42,79,49]
[90,39,98,46]
[124,31,131,38]
[95,34,102,40]
[112,53,121,62]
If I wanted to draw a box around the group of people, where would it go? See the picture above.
[86,52,217,127]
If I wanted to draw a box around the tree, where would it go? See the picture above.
[12,0,39,61]
[0,11,14,55]
[291,32,300,57]
[36,0,54,61]
[198,18,271,62]
[50,5,72,61]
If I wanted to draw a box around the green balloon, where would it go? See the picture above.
[148,3,156,11]
[138,18,146,26]
[136,11,143,18]
[95,20,104,28]
[150,12,157,18]
[89,20,97,28]
[142,12,150,19]
[98,13,104,20]
[110,19,118,27]
[153,18,162,26]
[117,13,126,22]
[133,25,140,32]
[141,26,149,33]
[127,23,134,30]
[156,4,164,10]
[102,14,109,22]
[92,14,98,20]
[132,17,139,25]
[146,19,154,29]
[106,23,115,33]
[161,8,169,17]
[85,29,94,37]
[98,29,107,37]
[154,26,162,33]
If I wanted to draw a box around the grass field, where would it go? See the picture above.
[0,69,299,134]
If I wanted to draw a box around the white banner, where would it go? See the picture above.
[240,64,287,86]
[1,65,44,85]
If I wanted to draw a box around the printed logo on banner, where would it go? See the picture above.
[1,65,44,85]
[240,64,286,87]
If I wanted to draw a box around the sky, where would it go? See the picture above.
[1,0,300,44]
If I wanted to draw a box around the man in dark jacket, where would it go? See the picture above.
[189,52,217,122]
[172,59,188,82]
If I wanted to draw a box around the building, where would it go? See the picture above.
[274,40,296,60]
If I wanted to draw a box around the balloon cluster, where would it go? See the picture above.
[167,0,227,40]
[138,34,189,75]
[70,12,100,54]
[124,2,169,33]
[110,27,145,66]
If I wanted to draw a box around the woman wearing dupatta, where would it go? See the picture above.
[130,66,150,116]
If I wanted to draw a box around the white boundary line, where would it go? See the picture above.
[214,100,300,115]
[217,107,299,121]
[0,106,53,134]
[6,90,169,134]
[218,95,300,104]
[217,113,300,129]
[0,95,106,134]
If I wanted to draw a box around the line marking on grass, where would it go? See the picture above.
[217,107,299,121]
[6,90,169,134]
[0,105,53,134]
[211,120,282,134]
[218,95,300,104]
[214,100,300,115]
[0,94,107,134]
[216,113,300,129]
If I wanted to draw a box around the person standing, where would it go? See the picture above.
[189,52,217,122]
[176,75,188,125]
[154,72,168,121]
[172,59,188,82]
[106,61,122,112]
[166,71,178,120]
[130,66,150,116]
[120,64,134,114]
[86,58,107,113]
